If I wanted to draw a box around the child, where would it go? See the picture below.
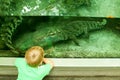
[15,46,54,80]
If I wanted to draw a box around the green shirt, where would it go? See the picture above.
[15,58,52,80]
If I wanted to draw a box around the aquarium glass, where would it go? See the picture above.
[0,16,120,58]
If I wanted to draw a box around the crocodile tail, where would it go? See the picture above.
[101,19,107,25]
[94,19,107,29]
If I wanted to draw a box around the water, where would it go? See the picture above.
[1,16,120,57]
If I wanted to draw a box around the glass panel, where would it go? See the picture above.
[0,16,120,58]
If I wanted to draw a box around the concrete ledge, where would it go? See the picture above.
[1,57,120,67]
[0,57,120,80]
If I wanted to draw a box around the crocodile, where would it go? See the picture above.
[36,19,107,48]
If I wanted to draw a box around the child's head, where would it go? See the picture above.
[25,46,44,67]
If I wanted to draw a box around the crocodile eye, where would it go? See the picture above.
[50,32,55,35]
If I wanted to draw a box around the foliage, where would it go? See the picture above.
[62,0,90,10]
[1,0,120,17]
[0,0,91,16]
[0,16,23,54]
[0,0,11,15]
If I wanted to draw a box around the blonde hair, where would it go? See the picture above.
[25,46,44,67]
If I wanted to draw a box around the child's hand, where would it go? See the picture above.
[43,58,54,68]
